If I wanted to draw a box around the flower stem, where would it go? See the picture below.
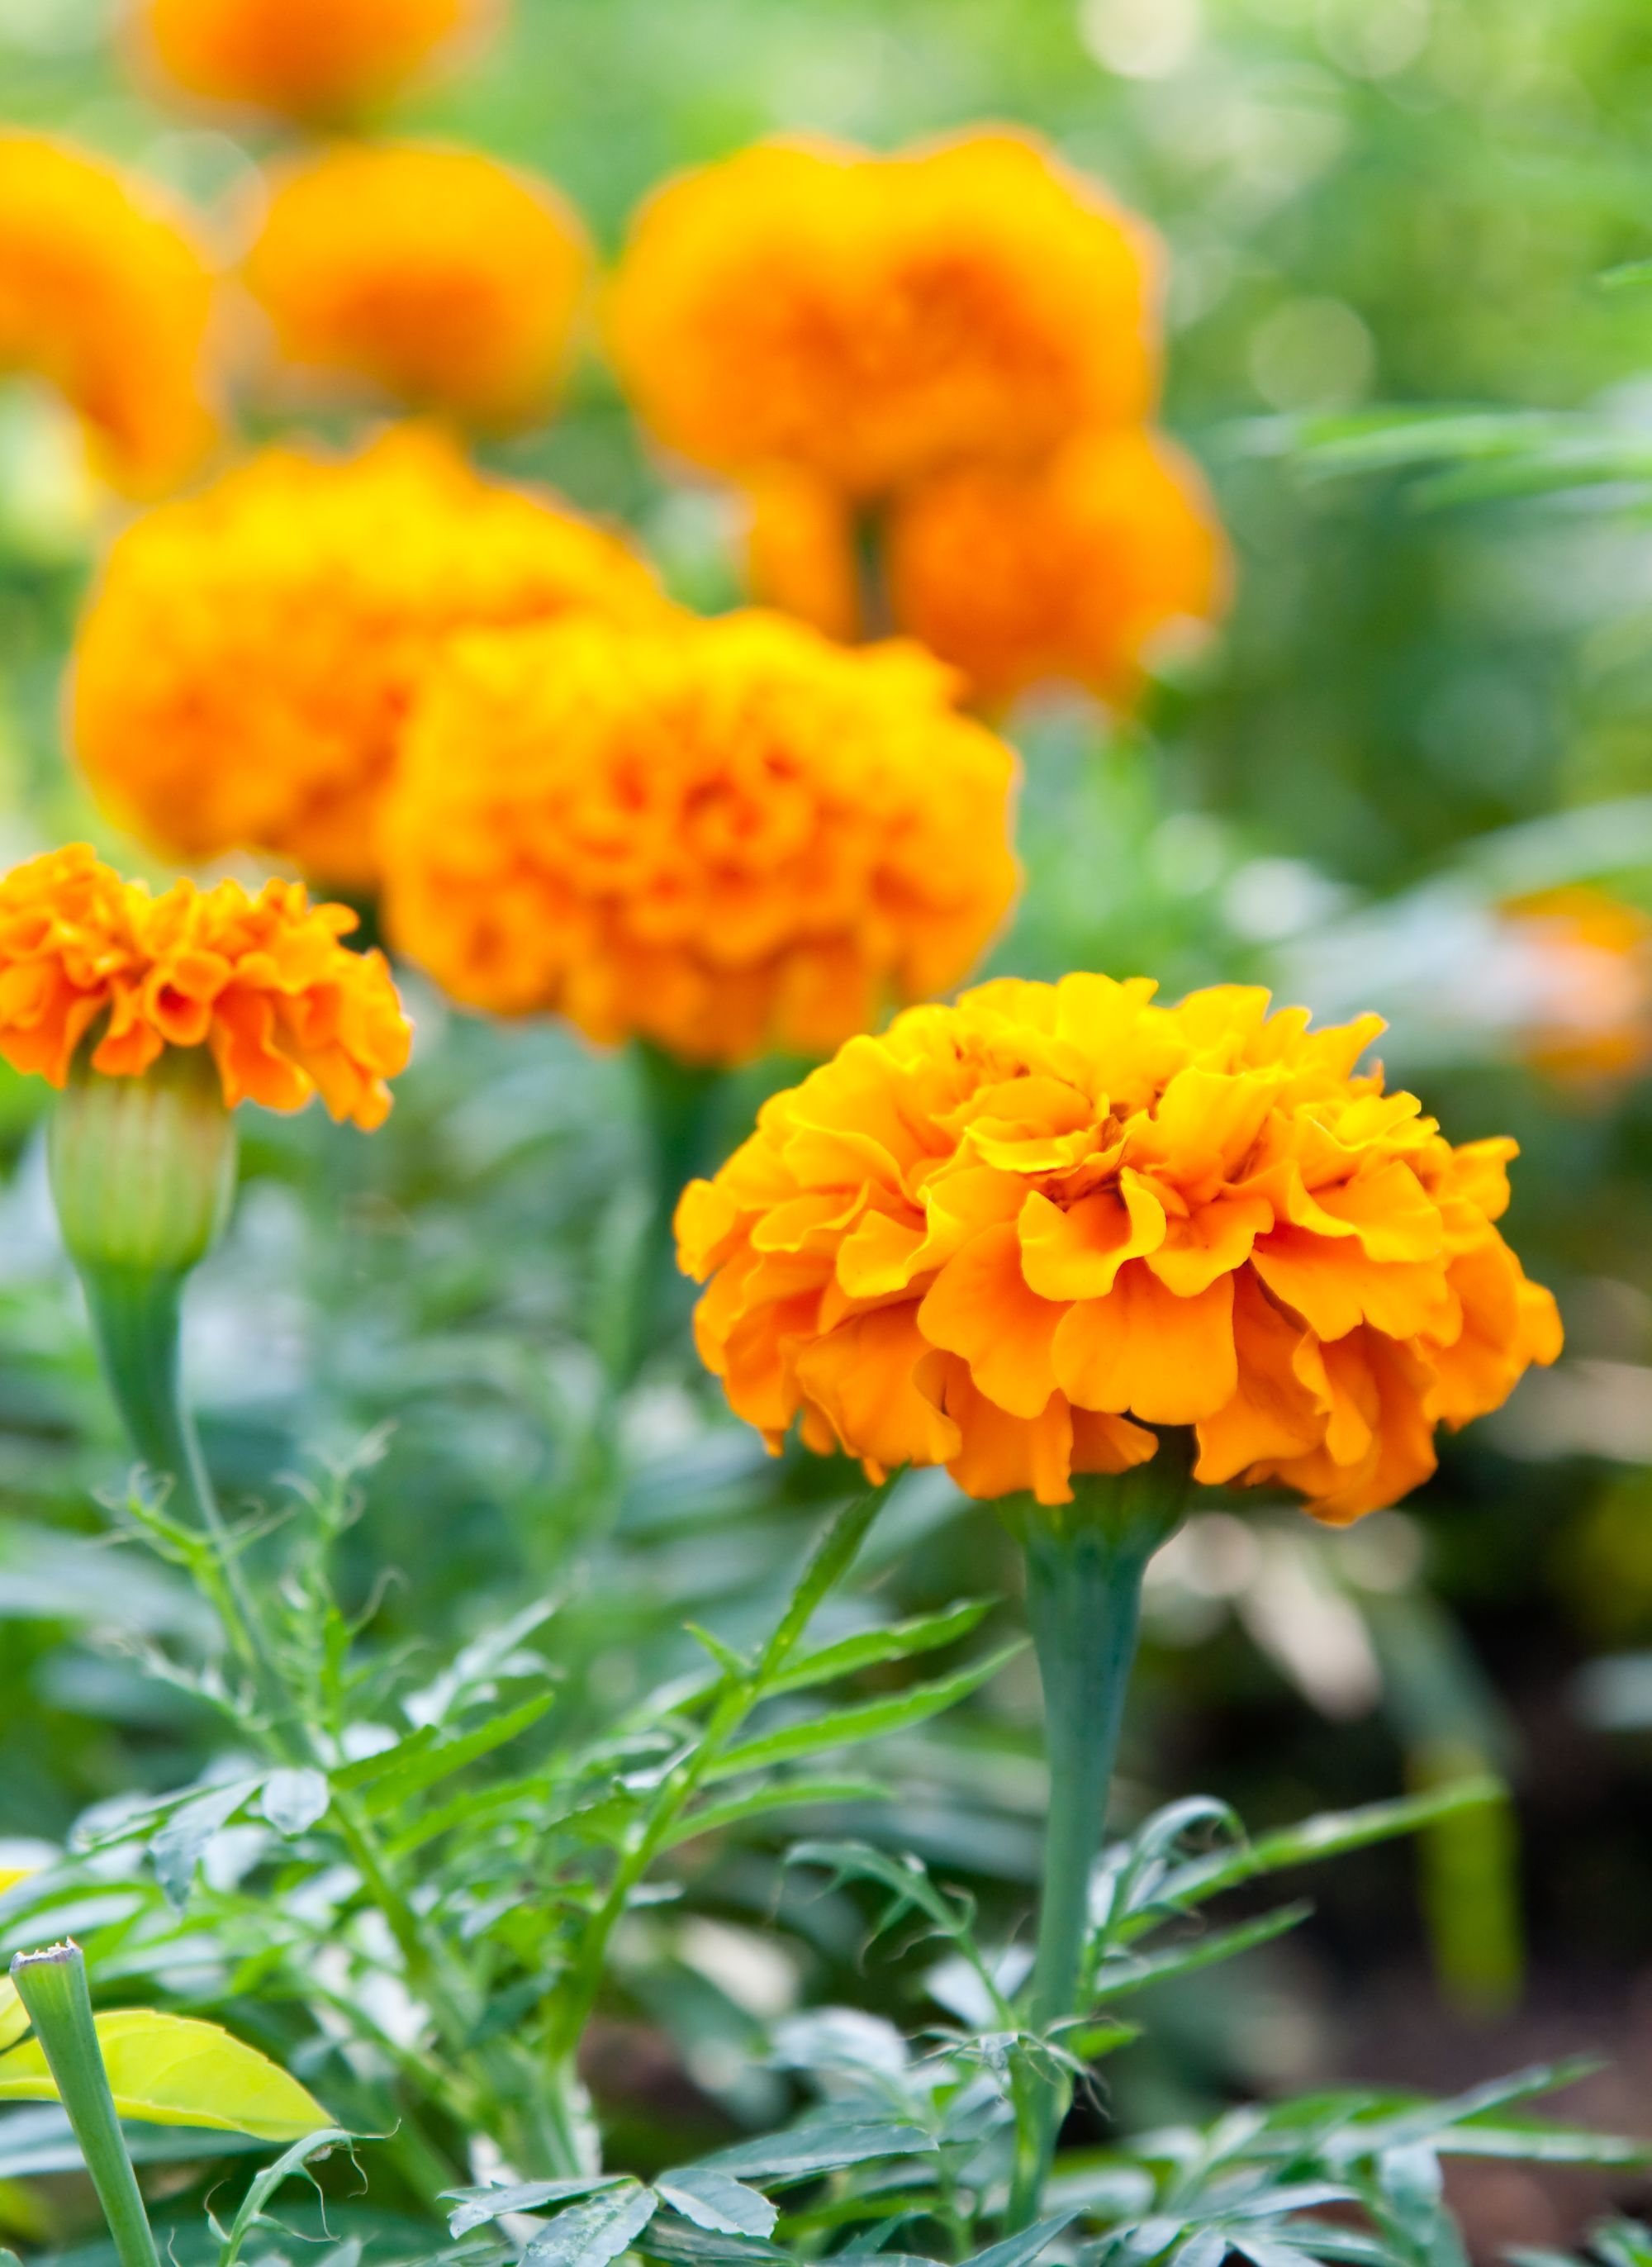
[10,1944,161,2267]
[1003,1445,1190,2230]
[851,506,894,639]
[623,1040,725,1380]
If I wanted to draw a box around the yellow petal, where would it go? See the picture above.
[1051,1263,1237,1425]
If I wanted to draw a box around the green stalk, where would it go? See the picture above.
[623,1040,726,1381]
[10,1946,161,2267]
[1002,1443,1191,2230]
[851,506,895,639]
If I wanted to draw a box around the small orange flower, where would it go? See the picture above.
[71,425,665,887]
[379,611,1020,1066]
[134,0,494,121]
[678,974,1560,1521]
[747,429,1230,707]
[0,844,411,1128]
[1500,886,1652,1084]
[0,134,216,497]
[243,143,591,431]
[610,131,1159,498]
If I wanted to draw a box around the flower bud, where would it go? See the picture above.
[47,1043,235,1281]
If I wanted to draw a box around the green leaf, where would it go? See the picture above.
[259,1770,330,1837]
[957,2211,1075,2267]
[0,2011,332,2141]
[0,1979,26,2055]
[655,2170,778,2238]
[352,1695,553,1814]
[758,1485,890,1680]
[662,1777,888,1850]
[710,1645,1022,1780]
[445,2179,625,2236]
[521,2181,658,2267]
[764,1600,995,1698]
[216,2127,351,2267]
[1089,1903,1313,2004]
[1152,1779,1505,1919]
[150,1780,261,1909]
[695,2116,936,2184]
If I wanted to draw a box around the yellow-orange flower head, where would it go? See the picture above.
[610,131,1159,499]
[677,975,1561,1522]
[0,844,411,1127]
[0,134,216,497]
[1500,886,1652,1085]
[379,611,1021,1066]
[243,143,591,431]
[71,426,666,888]
[134,0,494,121]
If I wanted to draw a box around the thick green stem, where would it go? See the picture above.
[10,1945,161,2267]
[1003,1446,1190,2230]
[851,507,894,639]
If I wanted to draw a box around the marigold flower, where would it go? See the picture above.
[0,134,216,497]
[379,611,1020,1065]
[243,143,590,431]
[610,130,1159,498]
[0,844,411,1128]
[1499,886,1652,1084]
[135,0,492,121]
[71,425,665,886]
[677,974,1561,1522]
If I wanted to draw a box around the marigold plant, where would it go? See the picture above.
[610,130,1158,498]
[379,611,1020,1065]
[0,134,216,497]
[678,972,1561,1520]
[133,0,492,121]
[243,143,590,431]
[71,426,664,886]
[0,844,410,1126]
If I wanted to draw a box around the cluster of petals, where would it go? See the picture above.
[379,611,1020,1066]
[0,134,216,497]
[132,0,490,121]
[242,143,590,431]
[678,973,1562,1521]
[610,131,1158,498]
[0,846,411,1129]
[71,426,665,886]
[747,428,1229,708]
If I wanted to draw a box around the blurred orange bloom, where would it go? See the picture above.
[72,425,665,887]
[243,143,590,431]
[380,611,1020,1065]
[1502,885,1652,1083]
[0,844,410,1128]
[0,134,216,497]
[678,974,1560,1519]
[134,0,495,121]
[747,428,1230,707]
[610,131,1159,498]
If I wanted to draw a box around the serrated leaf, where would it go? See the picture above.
[0,2010,330,2141]
[355,1695,553,1815]
[445,2179,624,2236]
[150,1779,261,1908]
[521,2180,657,2267]
[218,2127,352,2267]
[663,1777,887,1851]
[259,1770,330,1837]
[710,1647,1022,1781]
[695,2116,936,2184]
[655,2170,777,2238]
[765,1601,995,1698]
[1089,1903,1312,2004]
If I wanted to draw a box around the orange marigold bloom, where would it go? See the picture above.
[243,143,590,432]
[0,844,411,1128]
[0,134,216,497]
[746,429,1230,706]
[135,0,492,121]
[1500,886,1652,1084]
[71,425,665,887]
[610,131,1159,498]
[379,611,1020,1066]
[678,974,1561,1522]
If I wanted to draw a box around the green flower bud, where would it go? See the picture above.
[47,1043,235,1281]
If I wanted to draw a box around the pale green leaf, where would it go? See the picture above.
[0,2010,330,2141]
[709,1646,1023,1781]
